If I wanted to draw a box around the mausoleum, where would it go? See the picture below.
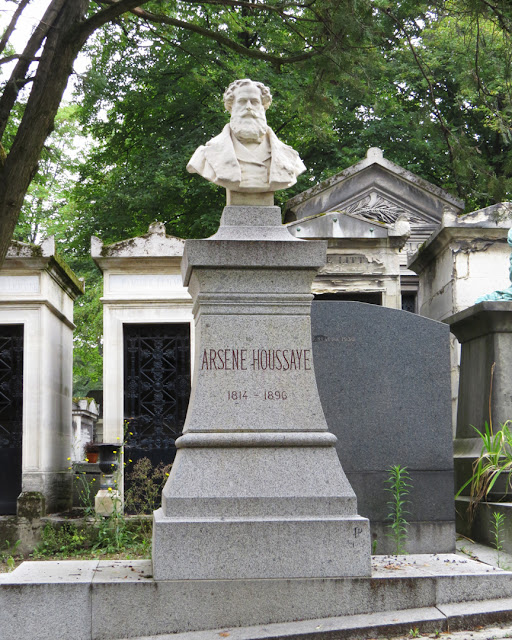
[91,222,193,480]
[0,236,83,515]
[409,203,512,428]
[71,397,99,462]
[284,147,465,312]
[287,210,410,309]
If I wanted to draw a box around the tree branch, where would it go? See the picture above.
[479,0,512,35]
[0,0,32,56]
[179,0,315,23]
[78,0,153,40]
[0,54,40,66]
[125,5,321,64]
[0,0,67,141]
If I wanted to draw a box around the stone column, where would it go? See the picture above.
[448,301,512,437]
[152,206,371,581]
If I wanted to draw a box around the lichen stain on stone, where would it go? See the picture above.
[7,240,42,257]
[51,254,84,293]
[102,236,140,256]
[17,492,45,520]
[489,204,512,224]
[454,239,502,254]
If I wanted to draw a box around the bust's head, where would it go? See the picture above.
[223,79,272,144]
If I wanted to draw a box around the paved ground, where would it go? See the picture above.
[382,624,512,639]
[382,539,512,640]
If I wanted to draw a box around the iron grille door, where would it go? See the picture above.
[0,325,23,515]
[123,323,191,501]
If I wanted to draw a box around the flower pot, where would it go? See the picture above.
[87,452,98,464]
[97,443,120,490]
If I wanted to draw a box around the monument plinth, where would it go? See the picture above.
[152,206,371,581]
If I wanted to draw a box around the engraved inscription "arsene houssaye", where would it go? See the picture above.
[200,348,311,371]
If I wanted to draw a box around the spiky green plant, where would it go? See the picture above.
[385,465,412,555]
[456,420,512,516]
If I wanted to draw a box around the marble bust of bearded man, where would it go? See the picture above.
[186,79,306,194]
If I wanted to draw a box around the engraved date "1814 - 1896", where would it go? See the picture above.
[227,390,288,401]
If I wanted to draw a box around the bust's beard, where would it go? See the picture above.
[230,114,268,144]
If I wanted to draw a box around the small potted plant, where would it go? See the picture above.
[84,441,100,464]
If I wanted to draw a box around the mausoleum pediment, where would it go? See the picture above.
[284,148,464,232]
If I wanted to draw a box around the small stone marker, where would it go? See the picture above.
[95,489,120,517]
[153,79,371,581]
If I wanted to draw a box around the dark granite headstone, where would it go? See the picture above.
[311,301,455,553]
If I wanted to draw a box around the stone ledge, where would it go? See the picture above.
[120,599,512,640]
[2,555,512,640]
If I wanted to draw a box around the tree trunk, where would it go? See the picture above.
[0,0,90,262]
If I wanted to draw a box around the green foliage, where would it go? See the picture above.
[32,468,153,560]
[492,511,506,568]
[71,261,103,396]
[33,522,89,557]
[385,465,412,555]
[456,420,512,518]
[13,106,84,244]
[0,539,21,572]
[90,496,137,555]
[72,17,345,243]
[124,457,171,516]
[74,469,98,518]
[70,0,512,251]
[32,514,150,560]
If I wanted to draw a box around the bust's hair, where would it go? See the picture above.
[223,79,272,113]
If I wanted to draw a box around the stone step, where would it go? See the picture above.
[2,555,512,640]
[120,599,512,640]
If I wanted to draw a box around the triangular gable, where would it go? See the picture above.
[284,148,464,230]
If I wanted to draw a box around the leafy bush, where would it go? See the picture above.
[124,458,171,516]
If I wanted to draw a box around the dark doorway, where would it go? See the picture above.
[0,325,24,515]
[123,323,191,500]
[314,292,382,305]
[401,292,417,313]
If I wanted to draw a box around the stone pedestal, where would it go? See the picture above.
[447,301,512,437]
[448,302,512,541]
[152,206,371,582]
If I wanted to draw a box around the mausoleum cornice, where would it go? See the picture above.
[91,222,185,273]
[408,203,512,274]
[5,236,84,299]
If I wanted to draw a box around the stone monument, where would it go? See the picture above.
[153,80,370,596]
[6,83,512,640]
